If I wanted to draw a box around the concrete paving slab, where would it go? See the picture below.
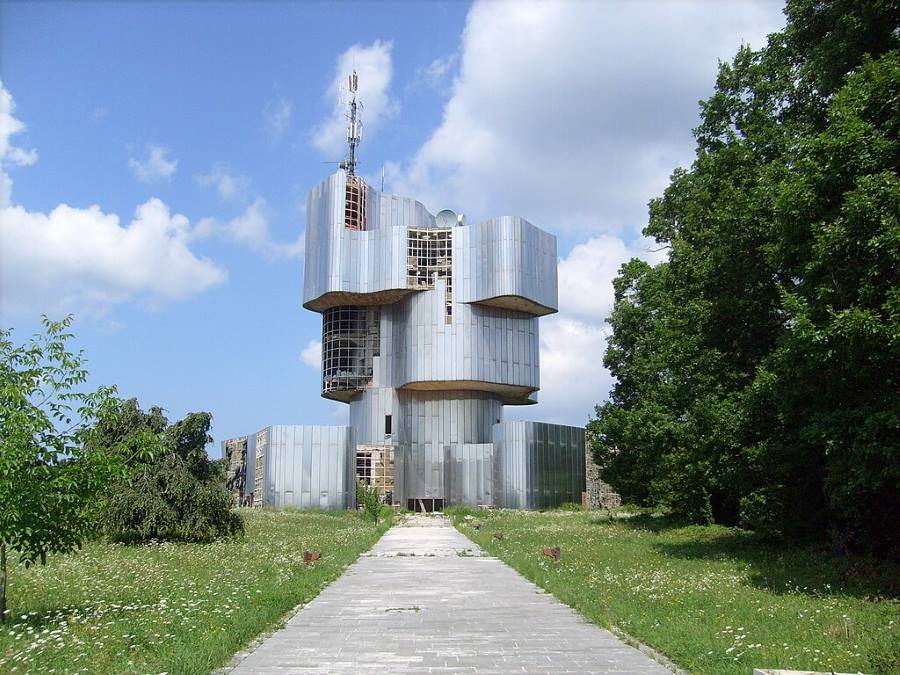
[228,515,673,674]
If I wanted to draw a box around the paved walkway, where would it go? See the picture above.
[230,515,671,674]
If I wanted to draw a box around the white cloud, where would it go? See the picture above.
[387,0,783,426]
[263,98,292,138]
[299,339,322,369]
[196,198,304,260]
[311,40,397,156]
[0,80,38,208]
[129,144,178,182]
[508,233,667,425]
[389,0,784,232]
[1,198,226,317]
[0,82,225,318]
[413,54,458,92]
[196,162,249,201]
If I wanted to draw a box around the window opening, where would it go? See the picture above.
[321,306,380,394]
[344,175,367,230]
[407,228,453,323]
[355,445,395,505]
[384,414,392,436]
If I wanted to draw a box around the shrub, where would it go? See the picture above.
[97,400,243,543]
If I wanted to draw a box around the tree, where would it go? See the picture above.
[590,0,899,554]
[98,400,244,543]
[0,316,119,624]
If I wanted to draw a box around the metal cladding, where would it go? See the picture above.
[253,425,350,509]
[493,422,586,509]
[227,169,585,510]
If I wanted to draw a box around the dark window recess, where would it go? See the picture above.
[407,498,444,513]
[384,414,392,435]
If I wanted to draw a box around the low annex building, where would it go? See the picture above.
[223,73,585,512]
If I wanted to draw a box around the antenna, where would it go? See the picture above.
[339,70,362,176]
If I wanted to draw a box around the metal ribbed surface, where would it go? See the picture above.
[493,421,586,509]
[228,170,587,510]
[257,425,350,509]
[455,216,558,314]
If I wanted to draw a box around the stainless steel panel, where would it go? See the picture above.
[256,425,350,509]
[493,421,586,509]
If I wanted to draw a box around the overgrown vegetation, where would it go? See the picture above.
[94,399,243,544]
[355,479,383,524]
[451,508,899,675]
[0,509,391,674]
[589,0,899,554]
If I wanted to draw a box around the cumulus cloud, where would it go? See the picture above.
[311,40,397,156]
[263,98,292,138]
[196,162,249,201]
[1,199,226,317]
[389,0,783,233]
[299,339,322,369]
[0,82,225,318]
[517,235,666,425]
[387,0,783,425]
[0,81,38,207]
[129,144,178,182]
[196,198,304,260]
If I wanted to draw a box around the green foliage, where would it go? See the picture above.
[590,0,899,555]
[355,480,382,524]
[98,400,243,543]
[0,316,120,623]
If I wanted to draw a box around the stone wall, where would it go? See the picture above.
[584,440,621,509]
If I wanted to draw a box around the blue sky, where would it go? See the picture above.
[0,0,785,454]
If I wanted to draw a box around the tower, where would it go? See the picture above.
[224,73,585,511]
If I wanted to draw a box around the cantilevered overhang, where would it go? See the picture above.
[303,288,418,313]
[454,216,559,315]
[468,294,557,317]
[401,380,538,406]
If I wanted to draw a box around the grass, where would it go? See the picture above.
[448,507,899,675]
[0,508,391,674]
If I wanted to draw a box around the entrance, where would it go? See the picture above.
[408,498,444,513]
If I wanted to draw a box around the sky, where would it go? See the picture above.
[0,0,786,455]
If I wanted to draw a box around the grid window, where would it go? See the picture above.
[407,228,453,322]
[322,306,380,394]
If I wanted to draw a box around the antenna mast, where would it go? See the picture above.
[340,70,362,175]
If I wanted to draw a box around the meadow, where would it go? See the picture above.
[0,508,390,674]
[450,508,898,675]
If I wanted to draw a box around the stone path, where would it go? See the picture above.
[230,515,672,674]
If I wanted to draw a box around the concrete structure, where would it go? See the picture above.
[228,516,672,674]
[223,75,585,511]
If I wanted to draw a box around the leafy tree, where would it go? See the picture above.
[590,0,899,554]
[99,400,244,543]
[0,317,119,624]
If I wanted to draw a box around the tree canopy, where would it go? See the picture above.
[589,0,899,555]
[0,317,120,623]
[98,399,244,544]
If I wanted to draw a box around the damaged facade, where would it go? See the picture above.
[222,72,585,511]
[223,170,587,511]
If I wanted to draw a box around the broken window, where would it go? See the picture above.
[407,228,453,323]
[344,175,366,230]
[322,306,380,394]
